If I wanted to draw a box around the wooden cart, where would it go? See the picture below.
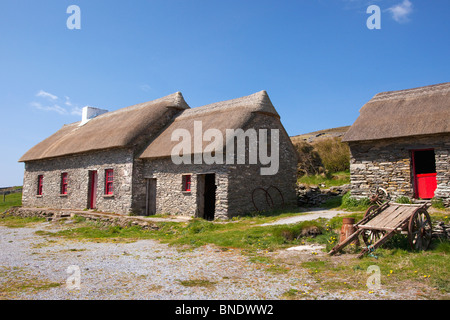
[328,190,433,258]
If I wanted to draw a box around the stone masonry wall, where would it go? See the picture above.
[226,114,298,217]
[131,113,297,219]
[133,159,230,219]
[348,134,450,204]
[22,149,134,214]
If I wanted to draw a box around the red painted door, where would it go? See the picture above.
[412,150,437,199]
[89,171,97,209]
[416,173,437,199]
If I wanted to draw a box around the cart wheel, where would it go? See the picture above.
[361,205,385,246]
[408,208,432,251]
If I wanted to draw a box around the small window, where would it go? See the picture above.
[105,169,114,195]
[37,175,43,195]
[182,175,191,192]
[61,173,68,195]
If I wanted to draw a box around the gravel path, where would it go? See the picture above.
[260,208,347,226]
[0,221,436,300]
[0,223,308,300]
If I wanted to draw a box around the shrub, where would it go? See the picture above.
[294,141,323,176]
[396,196,412,204]
[313,137,350,173]
[341,192,371,210]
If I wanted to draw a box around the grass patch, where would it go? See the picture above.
[177,279,216,288]
[0,266,62,298]
[36,213,334,254]
[0,192,22,213]
[340,192,371,211]
[298,171,350,188]
[301,239,450,294]
[0,214,46,228]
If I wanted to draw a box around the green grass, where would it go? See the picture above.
[340,191,371,211]
[0,191,22,213]
[36,213,338,253]
[177,279,216,288]
[298,171,350,188]
[0,214,46,228]
[301,241,450,294]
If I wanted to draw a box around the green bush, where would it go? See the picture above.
[294,141,323,176]
[313,137,350,173]
[396,196,412,204]
[341,192,371,210]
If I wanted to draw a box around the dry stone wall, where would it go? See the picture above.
[348,134,450,205]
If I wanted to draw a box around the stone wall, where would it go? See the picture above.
[348,133,450,204]
[132,158,230,219]
[131,113,298,219]
[226,113,298,216]
[22,149,134,214]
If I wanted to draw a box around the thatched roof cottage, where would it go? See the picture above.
[343,82,450,205]
[19,91,298,219]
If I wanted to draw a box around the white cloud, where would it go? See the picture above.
[140,84,152,92]
[64,96,73,107]
[31,90,92,117]
[36,90,58,101]
[31,102,68,115]
[387,0,413,23]
[70,106,83,116]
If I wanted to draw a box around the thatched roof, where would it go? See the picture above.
[19,92,190,162]
[139,90,280,159]
[343,82,450,142]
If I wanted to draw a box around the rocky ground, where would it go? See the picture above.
[1,219,446,301]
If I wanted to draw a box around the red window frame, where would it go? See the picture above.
[105,169,114,195]
[61,172,68,195]
[37,175,43,195]
[182,175,191,192]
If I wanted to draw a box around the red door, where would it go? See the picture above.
[89,171,98,209]
[416,173,437,199]
[412,150,437,199]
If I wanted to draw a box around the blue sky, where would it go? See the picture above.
[0,0,449,187]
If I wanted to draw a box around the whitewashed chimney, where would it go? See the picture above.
[80,106,108,126]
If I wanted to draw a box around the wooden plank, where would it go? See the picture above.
[358,225,395,232]
[375,205,406,228]
[354,202,390,227]
[384,207,417,229]
[377,205,407,227]
[363,205,399,228]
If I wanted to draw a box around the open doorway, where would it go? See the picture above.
[88,170,98,209]
[411,149,437,199]
[197,173,216,221]
[145,178,157,216]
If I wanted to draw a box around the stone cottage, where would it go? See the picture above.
[19,91,298,219]
[343,82,450,205]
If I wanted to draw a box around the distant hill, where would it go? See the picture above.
[290,126,350,144]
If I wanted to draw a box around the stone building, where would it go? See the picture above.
[343,82,450,205]
[19,91,298,219]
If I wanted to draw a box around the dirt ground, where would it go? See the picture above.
[1,219,448,300]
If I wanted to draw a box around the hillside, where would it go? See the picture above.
[290,126,350,144]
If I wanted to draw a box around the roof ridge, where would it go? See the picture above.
[176,90,278,119]
[94,92,189,119]
[371,82,450,102]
